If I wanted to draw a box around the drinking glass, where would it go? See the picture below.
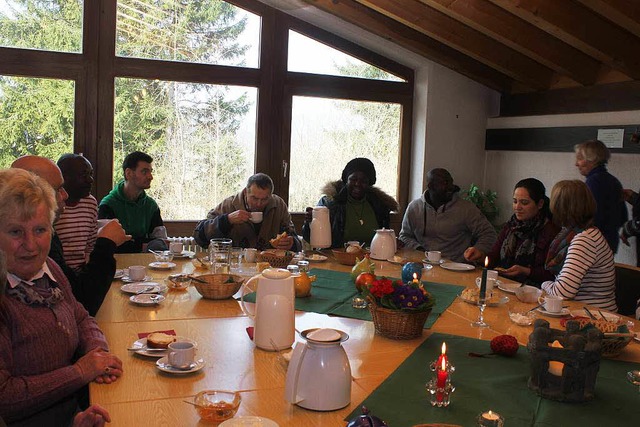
[472,296,489,328]
[627,370,640,392]
[209,238,232,274]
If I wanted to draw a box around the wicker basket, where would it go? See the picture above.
[193,274,244,300]
[601,334,634,357]
[257,250,294,269]
[332,248,367,266]
[368,298,431,340]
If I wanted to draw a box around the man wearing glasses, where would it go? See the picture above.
[194,173,301,251]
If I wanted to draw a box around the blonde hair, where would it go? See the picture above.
[0,168,56,225]
[550,180,596,228]
[574,140,610,165]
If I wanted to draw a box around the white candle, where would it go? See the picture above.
[548,340,565,376]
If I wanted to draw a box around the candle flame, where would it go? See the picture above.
[441,342,446,355]
[441,358,446,371]
[413,272,417,279]
[484,256,489,268]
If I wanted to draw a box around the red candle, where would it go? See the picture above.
[436,358,448,402]
[436,342,447,368]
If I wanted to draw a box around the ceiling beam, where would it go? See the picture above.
[416,0,600,86]
[301,0,515,92]
[353,0,555,90]
[576,0,640,39]
[488,0,640,79]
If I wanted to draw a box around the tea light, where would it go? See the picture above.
[412,272,419,284]
[477,410,504,427]
[548,340,565,376]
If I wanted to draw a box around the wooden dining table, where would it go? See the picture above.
[90,250,640,426]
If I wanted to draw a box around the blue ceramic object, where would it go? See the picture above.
[401,262,423,283]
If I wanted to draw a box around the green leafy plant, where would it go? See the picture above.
[462,183,499,225]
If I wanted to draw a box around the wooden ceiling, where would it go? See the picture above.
[299,0,640,96]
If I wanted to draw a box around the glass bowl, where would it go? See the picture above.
[514,285,542,303]
[193,390,241,422]
[508,303,536,326]
[167,274,192,290]
[153,251,174,263]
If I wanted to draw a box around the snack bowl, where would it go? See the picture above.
[257,250,294,268]
[193,274,244,300]
[193,390,241,422]
[508,303,536,326]
[153,251,174,263]
[514,285,542,303]
[167,274,192,290]
[332,248,367,266]
[191,256,211,270]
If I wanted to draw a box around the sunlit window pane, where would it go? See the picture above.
[0,0,83,52]
[116,0,260,68]
[288,31,403,82]
[114,78,257,220]
[0,75,74,167]
[288,96,400,212]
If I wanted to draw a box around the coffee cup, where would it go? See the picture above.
[475,276,497,293]
[128,265,146,281]
[244,248,258,263]
[426,250,442,263]
[538,295,563,313]
[249,212,263,223]
[168,341,196,369]
[169,242,183,254]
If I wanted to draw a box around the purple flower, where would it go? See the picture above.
[392,285,426,309]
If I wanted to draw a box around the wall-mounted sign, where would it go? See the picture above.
[597,128,624,148]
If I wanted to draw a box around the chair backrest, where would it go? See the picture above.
[614,263,640,316]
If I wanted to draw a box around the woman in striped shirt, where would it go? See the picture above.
[541,180,617,311]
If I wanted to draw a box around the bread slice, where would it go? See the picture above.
[147,332,176,349]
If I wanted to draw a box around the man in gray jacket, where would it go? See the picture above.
[399,168,496,263]
[194,173,301,251]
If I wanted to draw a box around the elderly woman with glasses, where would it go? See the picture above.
[0,168,122,426]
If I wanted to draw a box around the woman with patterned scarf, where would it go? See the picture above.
[487,178,559,287]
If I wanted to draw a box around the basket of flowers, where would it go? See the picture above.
[362,277,436,340]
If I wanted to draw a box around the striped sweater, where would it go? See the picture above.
[54,195,98,271]
[542,227,617,311]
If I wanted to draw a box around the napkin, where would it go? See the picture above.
[137,329,176,339]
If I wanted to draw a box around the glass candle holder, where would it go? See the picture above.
[297,260,310,273]
[425,376,455,407]
[477,410,504,427]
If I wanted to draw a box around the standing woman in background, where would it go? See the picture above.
[574,139,627,253]
[541,180,616,311]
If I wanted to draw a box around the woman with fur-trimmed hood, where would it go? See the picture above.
[303,158,398,248]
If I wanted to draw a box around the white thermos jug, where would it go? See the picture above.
[310,206,331,249]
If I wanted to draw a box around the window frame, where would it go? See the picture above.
[0,0,413,220]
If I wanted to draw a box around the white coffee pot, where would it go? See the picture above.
[285,328,351,411]
[369,228,397,260]
[241,268,295,351]
[310,206,331,248]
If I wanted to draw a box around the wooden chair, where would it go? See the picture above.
[614,263,640,316]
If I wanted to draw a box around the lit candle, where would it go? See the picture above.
[436,358,448,402]
[412,272,419,284]
[479,257,489,301]
[479,410,503,427]
[548,340,565,376]
[436,342,447,368]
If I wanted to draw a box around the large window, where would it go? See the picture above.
[0,0,413,222]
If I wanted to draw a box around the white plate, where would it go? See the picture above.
[148,261,177,270]
[220,417,280,427]
[114,269,124,279]
[156,356,205,374]
[460,294,509,307]
[569,309,620,322]
[130,336,197,358]
[120,282,167,294]
[129,293,165,305]
[441,262,475,271]
[172,250,196,259]
[537,307,571,317]
[121,275,153,283]
[387,256,408,265]
[497,282,522,294]
[422,258,445,265]
[305,254,327,262]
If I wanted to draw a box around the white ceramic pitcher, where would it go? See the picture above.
[241,268,295,351]
[285,328,351,411]
[369,228,396,260]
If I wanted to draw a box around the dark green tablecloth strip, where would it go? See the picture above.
[241,270,463,330]
[347,332,640,427]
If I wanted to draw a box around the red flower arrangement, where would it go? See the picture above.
[362,277,435,312]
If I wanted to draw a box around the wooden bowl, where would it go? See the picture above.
[331,248,367,266]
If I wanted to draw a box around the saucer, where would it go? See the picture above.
[120,282,167,294]
[422,258,444,265]
[220,417,279,427]
[305,254,327,262]
[387,256,407,265]
[148,261,177,270]
[497,282,522,294]
[114,269,125,279]
[121,275,152,283]
[171,250,196,259]
[441,262,475,271]
[129,293,165,305]
[537,307,570,317]
[130,337,197,358]
[156,356,205,374]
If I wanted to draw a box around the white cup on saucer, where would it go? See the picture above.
[128,265,146,281]
[539,295,563,313]
[169,242,183,254]
[249,212,263,223]
[426,251,441,263]
[168,341,196,369]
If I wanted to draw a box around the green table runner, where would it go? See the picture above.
[242,269,464,329]
[347,332,640,427]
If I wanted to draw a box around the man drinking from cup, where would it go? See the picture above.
[194,173,301,251]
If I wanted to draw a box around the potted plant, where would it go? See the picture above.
[361,277,436,340]
[462,183,499,226]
